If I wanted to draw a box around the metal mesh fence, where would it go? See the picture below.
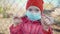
[0,0,60,34]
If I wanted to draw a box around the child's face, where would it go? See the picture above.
[27,6,41,14]
[26,6,41,21]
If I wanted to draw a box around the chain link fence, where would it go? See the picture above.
[0,0,60,34]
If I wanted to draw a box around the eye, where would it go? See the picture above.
[35,9,39,12]
[29,9,32,11]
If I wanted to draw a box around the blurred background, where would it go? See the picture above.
[0,0,60,34]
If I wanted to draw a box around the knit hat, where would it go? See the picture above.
[26,0,44,11]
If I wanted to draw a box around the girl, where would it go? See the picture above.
[10,0,54,34]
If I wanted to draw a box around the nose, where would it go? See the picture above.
[31,11,36,14]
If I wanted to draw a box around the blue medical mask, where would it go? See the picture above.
[26,11,41,21]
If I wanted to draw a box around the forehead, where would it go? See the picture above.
[28,6,40,10]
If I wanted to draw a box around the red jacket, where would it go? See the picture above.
[10,16,52,34]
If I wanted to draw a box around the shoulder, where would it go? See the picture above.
[20,15,27,19]
[9,24,14,31]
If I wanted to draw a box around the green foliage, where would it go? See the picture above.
[0,6,4,14]
[54,16,60,24]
